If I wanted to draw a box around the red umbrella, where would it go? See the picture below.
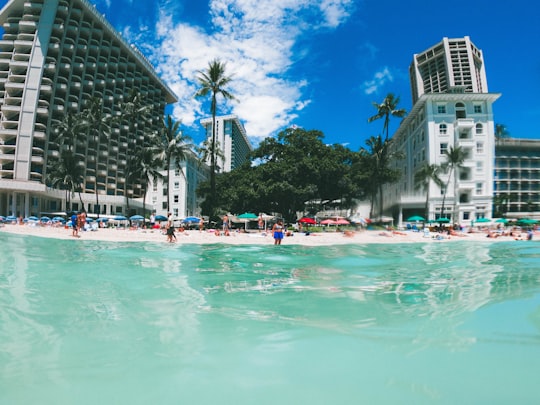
[298,217,316,225]
[335,218,350,225]
[320,219,338,225]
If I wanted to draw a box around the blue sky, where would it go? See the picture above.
[90,0,539,149]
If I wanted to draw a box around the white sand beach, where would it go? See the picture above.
[0,222,534,245]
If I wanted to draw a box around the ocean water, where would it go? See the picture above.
[1,232,539,405]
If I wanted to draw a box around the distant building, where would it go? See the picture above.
[382,37,500,225]
[0,0,176,217]
[200,114,252,172]
[494,138,540,219]
[409,36,488,104]
[147,151,209,219]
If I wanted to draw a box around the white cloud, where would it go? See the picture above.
[140,0,354,142]
[362,67,394,95]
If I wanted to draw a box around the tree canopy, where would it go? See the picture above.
[198,127,360,222]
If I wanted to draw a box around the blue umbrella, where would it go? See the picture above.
[95,217,109,223]
[113,215,128,221]
[130,215,145,221]
[6,215,17,222]
[27,216,39,221]
[155,215,167,222]
[52,216,65,221]
[40,216,51,222]
[183,216,201,224]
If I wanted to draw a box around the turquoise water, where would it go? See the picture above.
[1,233,539,405]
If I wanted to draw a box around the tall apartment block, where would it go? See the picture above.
[200,114,252,173]
[409,36,488,104]
[383,37,500,225]
[0,0,177,217]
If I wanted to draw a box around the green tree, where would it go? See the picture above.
[414,163,443,221]
[53,111,86,154]
[154,115,193,211]
[201,127,358,222]
[119,89,152,149]
[368,93,407,141]
[194,59,236,219]
[129,148,163,216]
[46,150,85,211]
[495,123,511,140]
[358,135,403,219]
[80,97,115,217]
[440,145,467,222]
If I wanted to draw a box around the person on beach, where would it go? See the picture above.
[272,219,284,245]
[258,215,264,232]
[199,218,204,232]
[222,214,229,233]
[71,213,79,237]
[166,212,176,243]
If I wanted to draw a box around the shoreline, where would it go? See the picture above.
[0,223,535,246]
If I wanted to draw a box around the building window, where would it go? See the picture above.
[463,212,470,220]
[439,124,447,135]
[162,202,167,209]
[174,181,179,190]
[173,208,178,216]
[475,183,483,195]
[153,183,157,191]
[475,123,483,134]
[162,188,168,196]
[476,161,483,173]
[455,102,466,119]
[440,142,448,154]
[174,168,180,176]
[476,142,484,153]
[174,195,179,203]
[437,104,446,114]
[474,105,482,113]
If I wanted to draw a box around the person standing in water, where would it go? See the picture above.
[272,219,284,245]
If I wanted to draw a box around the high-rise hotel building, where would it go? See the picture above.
[383,37,500,225]
[200,115,252,173]
[0,0,177,217]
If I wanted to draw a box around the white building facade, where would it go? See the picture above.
[382,37,501,226]
[147,151,209,219]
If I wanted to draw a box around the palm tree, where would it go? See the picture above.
[119,89,152,149]
[414,163,443,221]
[195,137,225,170]
[194,58,236,218]
[53,111,86,153]
[495,123,510,140]
[440,145,467,222]
[46,150,85,211]
[80,97,114,217]
[153,115,193,211]
[129,148,163,216]
[368,93,407,141]
[359,135,402,219]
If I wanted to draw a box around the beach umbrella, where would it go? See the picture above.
[298,217,316,225]
[40,216,51,222]
[95,217,109,223]
[517,218,537,226]
[52,216,65,221]
[435,217,450,223]
[238,212,258,220]
[475,217,491,223]
[155,215,167,222]
[6,215,17,222]
[130,215,145,221]
[321,219,338,225]
[406,215,425,222]
[495,218,508,224]
[113,215,128,221]
[183,216,201,224]
[27,216,39,221]
[335,218,350,225]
